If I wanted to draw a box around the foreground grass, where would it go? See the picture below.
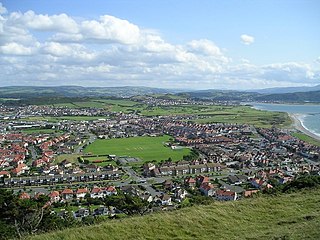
[84,135,191,162]
[29,189,320,240]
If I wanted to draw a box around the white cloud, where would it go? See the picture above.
[0,3,7,14]
[8,11,78,33]
[77,15,140,44]
[0,42,34,55]
[41,42,96,62]
[241,34,255,45]
[188,39,222,56]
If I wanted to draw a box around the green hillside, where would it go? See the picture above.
[28,189,320,240]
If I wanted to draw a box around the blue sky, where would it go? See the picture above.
[0,0,319,89]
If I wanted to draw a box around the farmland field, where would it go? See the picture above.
[83,135,191,162]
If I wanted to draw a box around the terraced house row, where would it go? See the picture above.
[144,162,225,177]
[0,170,122,187]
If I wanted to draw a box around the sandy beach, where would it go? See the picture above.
[289,113,320,141]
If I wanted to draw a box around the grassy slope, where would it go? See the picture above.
[29,189,320,240]
[83,135,191,162]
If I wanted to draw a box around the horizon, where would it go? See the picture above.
[0,0,320,89]
[1,83,320,92]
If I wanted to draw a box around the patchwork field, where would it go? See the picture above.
[83,135,191,162]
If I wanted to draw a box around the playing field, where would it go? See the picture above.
[83,135,191,162]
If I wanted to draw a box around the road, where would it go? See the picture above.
[75,133,96,154]
[29,145,38,160]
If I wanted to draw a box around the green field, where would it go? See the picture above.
[292,132,320,146]
[28,189,320,240]
[84,135,191,162]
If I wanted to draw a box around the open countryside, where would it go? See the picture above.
[84,135,191,162]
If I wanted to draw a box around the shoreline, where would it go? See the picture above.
[289,113,320,142]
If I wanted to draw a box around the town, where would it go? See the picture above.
[0,96,319,220]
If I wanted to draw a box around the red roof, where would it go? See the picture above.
[76,188,88,194]
[216,190,236,196]
[185,177,196,183]
[19,192,30,199]
[49,191,60,197]
[91,187,101,194]
[62,189,73,194]
[106,186,116,192]
[0,170,9,175]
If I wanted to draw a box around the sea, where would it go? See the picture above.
[250,103,320,137]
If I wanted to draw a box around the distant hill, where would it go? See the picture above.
[256,90,320,102]
[0,86,180,99]
[1,86,320,103]
[179,89,320,103]
[178,89,260,101]
[28,189,320,240]
[253,84,320,94]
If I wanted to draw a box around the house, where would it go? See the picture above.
[173,188,188,202]
[250,178,273,190]
[76,188,88,199]
[199,183,215,196]
[59,159,72,168]
[90,187,104,198]
[163,179,174,190]
[196,175,210,185]
[215,189,237,201]
[105,186,117,196]
[141,193,153,203]
[32,159,45,168]
[19,192,30,200]
[93,207,109,216]
[11,163,29,176]
[74,208,90,218]
[228,175,248,185]
[159,194,172,206]
[86,164,100,173]
[184,177,196,188]
[61,188,73,200]
[174,165,189,175]
[0,170,10,178]
[48,191,60,203]
[159,166,174,176]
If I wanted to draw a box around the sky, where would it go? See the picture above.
[0,0,319,90]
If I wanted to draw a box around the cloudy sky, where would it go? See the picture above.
[0,0,319,90]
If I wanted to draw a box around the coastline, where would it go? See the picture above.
[289,113,320,142]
